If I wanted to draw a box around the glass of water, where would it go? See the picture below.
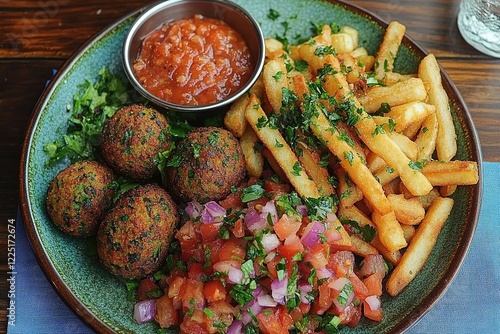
[457,0,500,58]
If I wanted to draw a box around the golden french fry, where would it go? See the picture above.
[261,148,287,182]
[387,194,425,225]
[358,77,428,113]
[385,131,418,161]
[371,210,408,252]
[440,185,457,197]
[263,58,289,113]
[415,187,441,210]
[383,72,417,86]
[245,94,320,199]
[338,204,376,229]
[351,235,379,257]
[416,113,439,161]
[386,101,436,132]
[297,141,334,196]
[240,126,264,178]
[401,224,416,243]
[371,234,402,265]
[375,21,406,80]
[386,196,454,296]
[334,165,364,207]
[265,38,286,59]
[331,33,355,53]
[350,46,368,58]
[304,93,393,214]
[224,94,250,138]
[421,160,479,186]
[366,152,386,173]
[340,26,359,49]
[374,165,400,187]
[418,54,457,162]
[320,55,433,196]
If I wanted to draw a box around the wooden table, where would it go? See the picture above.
[0,0,498,332]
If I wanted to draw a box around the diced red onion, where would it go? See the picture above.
[300,221,325,248]
[185,200,203,220]
[365,295,381,311]
[242,300,263,325]
[245,208,267,232]
[227,319,243,334]
[205,201,226,218]
[252,286,264,298]
[133,299,156,324]
[296,204,308,217]
[261,233,280,252]
[213,260,241,274]
[257,294,278,307]
[271,275,288,305]
[264,250,276,263]
[316,267,334,280]
[298,283,313,304]
[260,201,278,224]
[228,266,244,284]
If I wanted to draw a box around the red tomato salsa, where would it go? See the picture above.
[133,15,254,106]
[132,177,387,333]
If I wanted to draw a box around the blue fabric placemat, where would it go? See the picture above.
[8,162,500,334]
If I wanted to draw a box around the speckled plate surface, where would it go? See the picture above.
[20,0,482,333]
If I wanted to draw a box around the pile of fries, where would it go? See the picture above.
[224,21,479,296]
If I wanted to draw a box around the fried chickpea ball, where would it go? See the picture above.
[46,160,116,237]
[165,126,246,203]
[100,104,172,180]
[96,184,179,279]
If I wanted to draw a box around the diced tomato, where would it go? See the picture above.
[363,297,384,322]
[204,302,235,333]
[199,222,221,243]
[349,273,369,299]
[273,214,301,240]
[311,280,333,315]
[168,276,187,310]
[231,218,246,238]
[202,280,227,303]
[264,179,290,196]
[219,191,243,210]
[155,294,179,328]
[188,262,204,280]
[257,307,293,334]
[247,196,269,209]
[277,234,304,260]
[305,243,330,269]
[180,315,208,334]
[218,239,246,263]
[137,278,160,301]
[181,279,205,312]
[327,250,355,277]
[338,303,362,328]
[363,273,383,297]
[206,238,224,265]
[176,221,203,262]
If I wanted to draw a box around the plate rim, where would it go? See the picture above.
[18,0,483,333]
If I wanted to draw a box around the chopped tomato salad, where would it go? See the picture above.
[132,177,387,333]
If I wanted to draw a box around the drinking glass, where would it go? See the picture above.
[457,0,500,58]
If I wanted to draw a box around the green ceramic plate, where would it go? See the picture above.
[20,0,482,333]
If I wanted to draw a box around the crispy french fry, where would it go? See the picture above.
[320,55,433,196]
[240,126,264,178]
[440,185,457,197]
[338,204,376,229]
[351,235,379,257]
[340,26,359,49]
[388,194,425,225]
[416,113,439,161]
[331,33,355,54]
[375,21,406,80]
[386,197,454,296]
[358,77,428,113]
[265,38,286,59]
[416,187,441,210]
[224,94,250,138]
[261,148,287,182]
[385,131,418,161]
[401,224,416,243]
[366,152,386,173]
[297,141,334,196]
[371,210,407,252]
[418,54,457,162]
[263,58,289,113]
[371,234,402,265]
[245,94,320,199]
[386,101,436,132]
[421,160,479,186]
[334,165,364,207]
[383,72,416,86]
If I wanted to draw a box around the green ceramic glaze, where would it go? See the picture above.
[22,0,482,333]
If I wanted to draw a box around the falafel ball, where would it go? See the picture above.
[165,126,246,203]
[96,184,179,279]
[46,160,116,238]
[100,104,172,180]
